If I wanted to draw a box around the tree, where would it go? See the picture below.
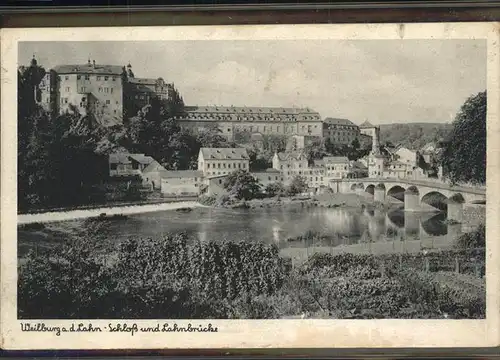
[286,176,308,196]
[265,182,286,197]
[441,91,486,184]
[197,123,231,148]
[223,170,261,200]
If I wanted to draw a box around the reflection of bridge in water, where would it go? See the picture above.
[280,208,466,266]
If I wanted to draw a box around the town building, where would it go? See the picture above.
[359,120,379,139]
[201,175,229,196]
[141,161,168,190]
[176,106,323,141]
[251,169,284,188]
[272,150,309,183]
[108,153,155,177]
[159,170,203,197]
[314,156,351,180]
[197,147,250,177]
[322,118,361,146]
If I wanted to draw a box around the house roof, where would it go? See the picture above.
[351,161,368,169]
[109,153,155,165]
[323,118,356,126]
[53,64,123,76]
[251,168,282,175]
[142,161,166,174]
[159,170,203,179]
[200,147,249,160]
[127,77,171,86]
[323,156,349,163]
[359,120,375,128]
[275,150,307,161]
[180,106,321,122]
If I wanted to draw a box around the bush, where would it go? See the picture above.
[18,234,290,319]
[455,223,486,249]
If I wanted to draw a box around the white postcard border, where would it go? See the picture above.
[1,22,499,350]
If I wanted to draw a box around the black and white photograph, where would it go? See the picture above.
[14,36,489,322]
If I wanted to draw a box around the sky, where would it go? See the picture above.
[19,40,486,125]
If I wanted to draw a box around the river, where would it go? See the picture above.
[18,204,485,260]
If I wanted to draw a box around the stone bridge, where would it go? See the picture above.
[330,178,486,221]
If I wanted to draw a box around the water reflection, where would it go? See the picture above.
[81,206,475,253]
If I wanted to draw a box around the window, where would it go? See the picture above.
[65,76,69,80]
[97,76,101,81]
[105,88,109,93]
[105,76,109,81]
[207,164,210,169]
[112,76,116,81]
[238,163,241,169]
[85,75,90,80]
[106,100,110,105]
[268,176,271,181]
[77,75,81,80]
[65,87,70,92]
[218,163,221,169]
[64,98,68,104]
[98,87,103,93]
[116,101,119,105]
[110,164,117,170]
[223,163,226,168]
[81,87,86,93]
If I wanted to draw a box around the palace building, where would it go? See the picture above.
[35,58,174,126]
[176,106,323,141]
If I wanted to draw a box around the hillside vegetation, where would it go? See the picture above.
[379,122,453,150]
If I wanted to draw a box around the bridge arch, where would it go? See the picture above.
[387,185,406,202]
[350,183,357,191]
[365,184,375,196]
[421,191,448,212]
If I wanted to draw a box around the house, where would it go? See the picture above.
[382,161,414,179]
[251,169,284,188]
[367,153,385,178]
[141,161,167,190]
[109,153,155,177]
[321,156,350,180]
[393,147,418,167]
[159,170,203,196]
[201,174,229,196]
[272,150,309,183]
[198,147,250,177]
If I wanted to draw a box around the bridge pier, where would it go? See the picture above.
[447,194,465,223]
[355,184,364,196]
[374,187,385,203]
[404,187,420,212]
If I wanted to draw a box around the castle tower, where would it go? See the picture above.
[371,126,381,155]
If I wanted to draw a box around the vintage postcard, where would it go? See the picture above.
[1,23,499,350]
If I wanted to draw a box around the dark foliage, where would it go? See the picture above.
[441,91,486,184]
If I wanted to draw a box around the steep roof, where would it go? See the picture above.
[127,77,172,86]
[53,64,123,76]
[180,106,321,122]
[359,120,375,128]
[142,161,166,174]
[199,147,249,160]
[159,170,203,179]
[323,118,355,126]
[323,156,349,163]
[109,153,155,165]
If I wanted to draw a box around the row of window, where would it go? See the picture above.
[59,75,118,81]
[206,162,247,170]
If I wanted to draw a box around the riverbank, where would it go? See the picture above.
[206,192,401,211]
[18,200,205,224]
[17,230,486,319]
